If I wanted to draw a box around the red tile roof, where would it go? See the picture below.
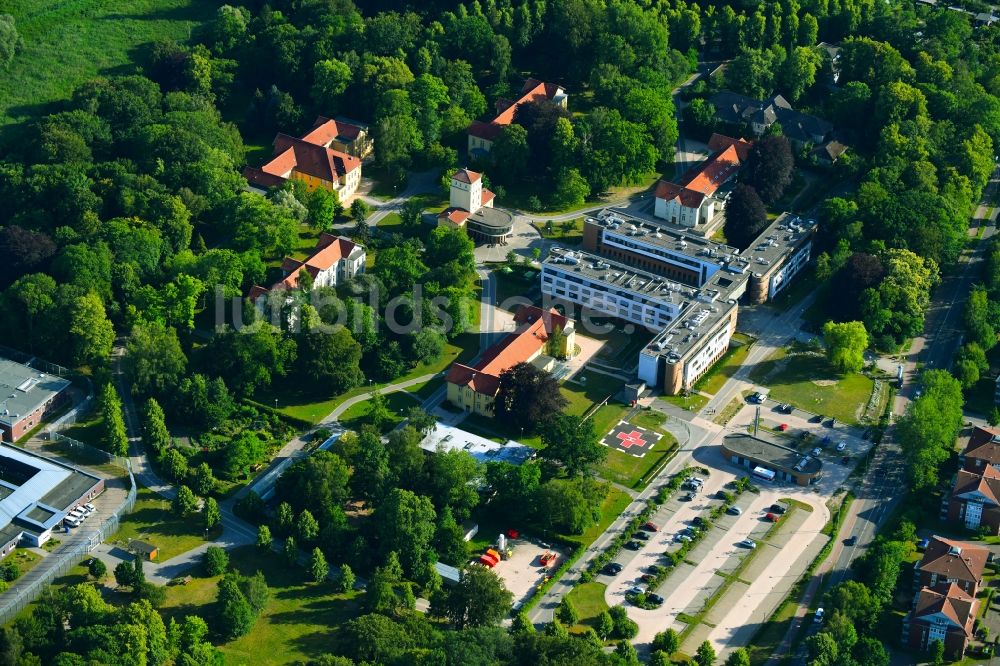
[654,135,748,209]
[300,116,365,146]
[468,78,565,141]
[919,536,989,584]
[439,208,470,225]
[243,126,361,190]
[965,426,1000,465]
[914,583,978,635]
[953,465,1000,505]
[481,189,495,206]
[446,306,570,397]
[452,168,481,184]
[250,234,360,297]
[707,133,753,161]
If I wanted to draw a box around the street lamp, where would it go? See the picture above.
[274,398,278,410]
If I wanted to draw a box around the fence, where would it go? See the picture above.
[0,439,136,625]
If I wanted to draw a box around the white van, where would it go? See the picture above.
[64,516,79,528]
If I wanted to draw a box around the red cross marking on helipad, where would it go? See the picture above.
[616,430,646,449]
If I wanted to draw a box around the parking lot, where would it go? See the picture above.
[593,399,872,658]
[486,537,566,610]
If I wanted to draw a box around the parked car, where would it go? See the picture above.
[726,506,743,516]
[691,517,706,527]
[825,418,836,427]
[603,563,624,575]
[690,476,706,485]
[625,541,642,551]
[675,534,692,543]
[769,504,787,514]
[739,539,757,549]
[811,447,822,457]
[680,492,695,502]
[814,608,825,624]
[84,502,96,512]
[64,516,79,528]
[779,403,793,413]
[778,423,789,431]
[633,531,651,541]
[645,565,665,575]
[811,414,824,423]
[628,586,644,596]
[845,535,858,546]
[765,513,779,522]
[716,489,730,500]
[641,574,657,584]
[917,537,930,551]
[836,441,847,452]
[643,521,659,532]
[648,593,664,605]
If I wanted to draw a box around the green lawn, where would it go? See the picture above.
[658,392,710,412]
[573,486,632,546]
[160,546,362,665]
[566,582,610,629]
[494,265,540,307]
[0,0,216,142]
[693,334,755,395]
[337,391,420,434]
[750,350,875,425]
[533,217,585,245]
[377,212,403,229]
[112,488,209,562]
[561,371,626,418]
[601,411,678,488]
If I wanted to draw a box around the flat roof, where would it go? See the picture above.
[722,432,822,476]
[420,422,534,465]
[0,445,101,536]
[469,206,514,229]
[743,213,817,273]
[0,359,71,428]
[543,248,693,306]
[594,209,740,262]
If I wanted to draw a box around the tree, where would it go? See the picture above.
[743,136,794,203]
[276,450,351,521]
[896,370,964,491]
[223,432,266,479]
[142,398,171,456]
[965,287,998,350]
[929,638,945,664]
[0,14,23,69]
[779,46,821,102]
[375,488,436,580]
[806,632,839,664]
[229,191,297,257]
[277,501,295,535]
[608,605,638,639]
[312,58,352,111]
[552,168,590,209]
[125,323,188,396]
[492,124,530,182]
[191,462,215,497]
[725,648,751,666]
[372,243,426,296]
[724,184,769,250]
[88,558,107,581]
[173,485,198,516]
[823,321,868,373]
[203,497,221,531]
[283,536,298,567]
[494,362,568,430]
[854,637,889,666]
[99,383,129,458]
[597,611,615,640]
[435,566,513,629]
[557,597,578,625]
[68,291,114,367]
[309,547,329,583]
[217,575,256,639]
[203,546,229,576]
[296,509,320,543]
[256,525,272,552]
[411,328,445,364]
[695,640,716,666]
[539,413,607,476]
[337,564,356,593]
[653,629,680,654]
[615,640,639,665]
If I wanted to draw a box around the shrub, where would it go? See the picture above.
[203,546,229,576]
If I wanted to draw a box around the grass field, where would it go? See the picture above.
[693,333,755,395]
[337,390,419,433]
[533,217,585,245]
[574,486,632,546]
[113,487,208,561]
[599,410,678,488]
[566,581,610,630]
[750,350,875,425]
[160,546,362,665]
[0,0,216,142]
[561,370,626,418]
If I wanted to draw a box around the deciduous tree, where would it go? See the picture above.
[823,321,868,373]
[724,184,769,250]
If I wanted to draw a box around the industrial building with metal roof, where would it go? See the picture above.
[0,358,72,442]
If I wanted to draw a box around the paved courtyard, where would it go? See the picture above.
[481,536,566,610]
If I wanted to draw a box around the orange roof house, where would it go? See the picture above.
[249,233,365,301]
[962,425,1000,471]
[907,583,979,660]
[913,536,988,597]
[446,306,575,417]
[653,134,751,229]
[467,78,568,155]
[299,116,373,159]
[243,121,364,200]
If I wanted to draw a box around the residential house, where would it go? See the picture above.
[249,233,365,301]
[960,426,1000,473]
[709,90,842,157]
[299,116,373,160]
[947,465,1000,533]
[913,536,988,597]
[653,133,751,229]
[243,126,363,200]
[905,583,979,660]
[438,169,513,244]
[446,306,574,417]
[467,78,568,156]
